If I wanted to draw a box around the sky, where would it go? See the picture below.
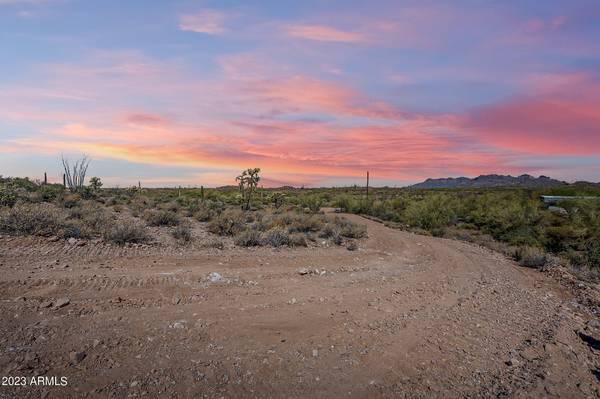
[1,0,600,187]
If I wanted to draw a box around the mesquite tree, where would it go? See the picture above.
[236,168,260,210]
[61,155,90,193]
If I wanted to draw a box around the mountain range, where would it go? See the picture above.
[410,174,567,189]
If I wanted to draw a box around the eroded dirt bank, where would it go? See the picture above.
[0,213,598,398]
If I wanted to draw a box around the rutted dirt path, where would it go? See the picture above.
[0,213,598,398]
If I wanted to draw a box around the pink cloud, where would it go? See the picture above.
[123,113,170,128]
[462,73,600,155]
[229,76,403,120]
[284,24,366,43]
[179,10,227,35]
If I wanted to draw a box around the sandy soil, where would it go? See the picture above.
[0,212,598,398]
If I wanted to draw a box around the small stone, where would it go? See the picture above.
[172,297,181,305]
[68,238,77,245]
[39,301,53,309]
[312,349,319,357]
[70,351,86,364]
[130,381,138,387]
[171,321,186,329]
[297,268,309,275]
[54,298,70,308]
[289,298,297,305]
[506,358,519,367]
[209,272,223,282]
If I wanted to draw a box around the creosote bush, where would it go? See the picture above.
[514,246,548,268]
[103,221,149,245]
[208,209,245,236]
[234,228,262,247]
[171,224,192,243]
[143,209,181,226]
[0,203,67,236]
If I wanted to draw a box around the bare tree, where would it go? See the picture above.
[61,155,91,192]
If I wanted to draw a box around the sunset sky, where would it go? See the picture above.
[1,0,600,187]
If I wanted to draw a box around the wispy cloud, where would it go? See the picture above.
[284,24,366,43]
[179,10,227,35]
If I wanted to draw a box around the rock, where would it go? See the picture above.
[506,358,519,366]
[92,339,101,348]
[54,298,70,308]
[170,321,186,329]
[289,298,297,305]
[312,349,319,357]
[47,236,60,242]
[520,348,539,361]
[548,206,569,217]
[586,319,600,330]
[297,268,310,275]
[172,297,181,305]
[39,301,53,309]
[68,238,77,245]
[130,381,138,388]
[209,272,223,282]
[69,351,86,364]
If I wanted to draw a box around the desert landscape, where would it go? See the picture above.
[0,171,599,398]
[2,0,600,397]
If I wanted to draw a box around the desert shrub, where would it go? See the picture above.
[0,203,67,236]
[544,225,581,253]
[514,246,548,268]
[468,193,541,246]
[332,232,344,245]
[60,194,83,209]
[287,214,324,233]
[318,223,339,238]
[334,194,358,212]
[194,206,214,222]
[38,185,64,202]
[403,194,458,231]
[103,221,149,245]
[208,208,245,236]
[129,196,154,216]
[331,216,367,238]
[288,232,308,247]
[171,224,192,243]
[201,237,224,249]
[158,201,180,213]
[0,186,17,207]
[262,227,290,247]
[234,228,262,247]
[143,209,181,226]
[583,239,600,269]
[300,194,323,213]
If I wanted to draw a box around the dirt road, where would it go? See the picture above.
[0,213,598,398]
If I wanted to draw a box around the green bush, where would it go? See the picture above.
[0,186,17,207]
[404,194,457,231]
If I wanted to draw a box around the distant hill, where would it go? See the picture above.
[410,174,567,189]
